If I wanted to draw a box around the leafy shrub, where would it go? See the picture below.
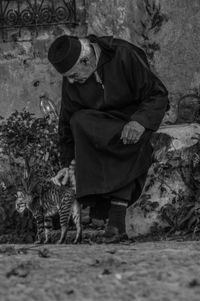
[0,110,60,179]
[158,149,200,236]
[0,110,60,241]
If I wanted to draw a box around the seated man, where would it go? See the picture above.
[48,34,169,241]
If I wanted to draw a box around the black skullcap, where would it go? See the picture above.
[48,35,81,74]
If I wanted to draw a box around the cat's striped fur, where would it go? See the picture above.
[20,160,82,244]
[26,183,81,244]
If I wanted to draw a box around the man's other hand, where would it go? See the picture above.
[120,121,145,145]
[51,167,69,186]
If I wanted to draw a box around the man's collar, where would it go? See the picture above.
[90,42,103,84]
[90,42,101,68]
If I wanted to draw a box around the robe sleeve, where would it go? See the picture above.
[126,49,169,131]
[58,77,75,167]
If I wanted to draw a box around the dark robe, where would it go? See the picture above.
[58,35,169,207]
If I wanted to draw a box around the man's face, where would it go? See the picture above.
[63,58,95,84]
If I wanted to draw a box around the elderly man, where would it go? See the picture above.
[48,34,169,241]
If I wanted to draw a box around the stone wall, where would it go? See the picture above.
[87,0,200,124]
[1,0,200,121]
[0,0,86,118]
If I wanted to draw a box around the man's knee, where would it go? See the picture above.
[70,110,85,127]
[70,109,93,131]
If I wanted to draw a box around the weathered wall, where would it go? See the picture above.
[0,0,86,118]
[87,0,200,124]
[0,0,200,120]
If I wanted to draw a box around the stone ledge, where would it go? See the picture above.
[126,123,200,238]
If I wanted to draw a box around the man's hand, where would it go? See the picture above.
[120,121,145,144]
[51,167,69,186]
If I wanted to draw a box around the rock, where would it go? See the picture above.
[126,123,200,238]
[176,94,200,124]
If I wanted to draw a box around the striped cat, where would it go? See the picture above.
[18,160,82,244]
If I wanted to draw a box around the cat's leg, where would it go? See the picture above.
[57,225,68,244]
[72,199,82,244]
[69,161,82,243]
[57,205,71,244]
[44,216,53,244]
[34,210,45,244]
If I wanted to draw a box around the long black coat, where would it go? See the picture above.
[58,35,169,202]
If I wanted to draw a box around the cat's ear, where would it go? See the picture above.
[16,191,24,198]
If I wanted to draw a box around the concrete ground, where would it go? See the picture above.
[0,241,200,301]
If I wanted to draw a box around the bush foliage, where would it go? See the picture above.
[0,110,60,242]
[0,110,60,178]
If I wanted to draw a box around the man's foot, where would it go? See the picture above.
[100,198,128,243]
[107,198,128,230]
[102,225,128,243]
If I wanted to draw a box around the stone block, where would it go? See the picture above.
[126,123,200,238]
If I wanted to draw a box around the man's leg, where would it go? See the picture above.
[104,172,148,239]
[103,198,128,242]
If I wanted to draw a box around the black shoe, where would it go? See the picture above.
[102,225,128,244]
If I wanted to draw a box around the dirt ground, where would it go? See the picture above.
[1,239,200,301]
